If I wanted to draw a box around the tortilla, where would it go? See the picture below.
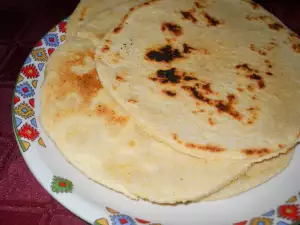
[67,0,145,42]
[39,37,252,203]
[67,0,104,37]
[94,0,300,162]
[204,149,293,201]
[66,0,140,37]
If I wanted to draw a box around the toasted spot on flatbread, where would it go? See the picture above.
[79,7,88,21]
[180,9,198,24]
[161,22,183,36]
[268,22,284,31]
[145,45,183,63]
[128,99,138,103]
[292,43,300,53]
[58,51,102,105]
[96,104,129,125]
[202,12,222,27]
[242,148,272,157]
[182,85,242,120]
[162,89,177,97]
[185,143,225,152]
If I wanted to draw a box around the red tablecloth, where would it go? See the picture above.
[0,0,299,224]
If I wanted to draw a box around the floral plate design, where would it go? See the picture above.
[12,19,300,225]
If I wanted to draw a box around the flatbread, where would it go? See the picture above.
[67,0,103,37]
[66,0,131,37]
[204,149,293,201]
[67,0,145,42]
[39,37,251,203]
[94,0,300,162]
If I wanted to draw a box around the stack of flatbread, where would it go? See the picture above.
[39,0,300,204]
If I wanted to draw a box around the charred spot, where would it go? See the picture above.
[259,51,267,56]
[151,68,181,84]
[250,44,267,56]
[180,10,198,23]
[161,22,182,36]
[182,86,242,120]
[292,43,300,53]
[266,72,273,76]
[267,42,277,51]
[258,81,265,88]
[203,12,222,27]
[182,85,208,103]
[264,59,273,68]
[101,45,110,53]
[145,45,183,63]
[248,74,265,89]
[216,102,229,112]
[157,68,180,84]
[248,73,261,80]
[113,13,129,34]
[227,94,236,102]
[113,26,122,34]
[202,83,213,94]
[235,63,254,73]
[183,43,196,53]
[163,90,177,97]
[150,68,197,85]
[246,15,268,21]
[278,144,285,148]
[242,148,271,156]
[185,143,225,152]
[268,23,283,31]
[183,75,197,81]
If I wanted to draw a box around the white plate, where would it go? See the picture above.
[12,19,300,225]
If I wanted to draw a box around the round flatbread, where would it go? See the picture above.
[39,38,251,204]
[94,0,300,162]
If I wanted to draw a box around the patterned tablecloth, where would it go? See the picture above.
[0,0,299,224]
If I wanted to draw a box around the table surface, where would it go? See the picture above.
[0,0,299,224]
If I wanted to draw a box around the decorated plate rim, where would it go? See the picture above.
[11,18,300,225]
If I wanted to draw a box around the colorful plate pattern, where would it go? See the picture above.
[12,19,300,225]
